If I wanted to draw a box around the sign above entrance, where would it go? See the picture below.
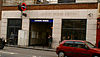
[31,20,53,23]
[18,3,27,11]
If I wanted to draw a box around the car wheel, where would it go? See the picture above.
[93,55,99,57]
[58,52,65,57]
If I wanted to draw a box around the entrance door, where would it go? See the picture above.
[7,19,22,45]
[29,19,53,46]
[61,19,87,41]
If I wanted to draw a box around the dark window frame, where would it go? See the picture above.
[61,19,87,41]
[58,0,76,3]
[74,41,88,49]
[63,41,74,47]
[7,19,22,39]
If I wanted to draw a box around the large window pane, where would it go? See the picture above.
[7,19,22,39]
[58,0,76,3]
[61,19,86,41]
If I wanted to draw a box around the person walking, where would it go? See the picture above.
[48,35,53,48]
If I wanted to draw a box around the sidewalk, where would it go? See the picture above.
[5,45,56,52]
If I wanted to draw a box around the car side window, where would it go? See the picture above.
[74,44,85,48]
[63,41,74,47]
[74,42,87,49]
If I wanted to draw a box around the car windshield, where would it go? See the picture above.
[85,42,96,48]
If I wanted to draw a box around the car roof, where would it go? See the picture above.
[62,40,86,43]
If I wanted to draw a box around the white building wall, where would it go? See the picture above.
[1,9,98,48]
[76,0,97,3]
[0,21,1,37]
[22,17,30,31]
[52,18,62,48]
[47,0,57,4]
[1,18,7,42]
[98,3,100,16]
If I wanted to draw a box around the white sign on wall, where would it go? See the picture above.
[18,30,29,47]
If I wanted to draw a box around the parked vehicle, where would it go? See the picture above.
[0,38,5,49]
[56,40,100,57]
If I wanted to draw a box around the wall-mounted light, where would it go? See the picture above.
[88,13,93,17]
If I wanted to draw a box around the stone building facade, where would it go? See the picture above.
[1,0,98,48]
[0,0,2,37]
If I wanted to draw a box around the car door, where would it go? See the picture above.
[62,41,74,57]
[73,42,91,57]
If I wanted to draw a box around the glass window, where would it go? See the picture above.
[75,42,84,44]
[47,0,57,1]
[74,44,85,48]
[85,42,96,48]
[61,19,86,41]
[74,42,88,49]
[58,0,76,3]
[74,42,84,48]
[7,19,22,38]
[63,41,74,47]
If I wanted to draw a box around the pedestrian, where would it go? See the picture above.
[9,32,15,45]
[48,35,53,48]
[0,37,5,49]
[67,34,73,40]
[62,36,66,41]
[67,35,71,40]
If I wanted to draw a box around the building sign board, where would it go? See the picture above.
[31,20,53,23]
[21,3,27,11]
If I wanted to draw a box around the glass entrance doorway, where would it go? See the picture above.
[61,19,87,41]
[7,19,22,45]
[29,19,53,46]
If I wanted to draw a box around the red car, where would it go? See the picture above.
[56,40,100,57]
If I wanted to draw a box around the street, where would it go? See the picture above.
[0,47,57,57]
